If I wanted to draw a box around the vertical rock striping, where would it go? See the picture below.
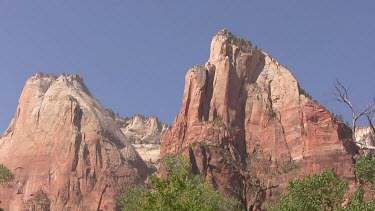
[0,73,149,210]
[161,29,358,210]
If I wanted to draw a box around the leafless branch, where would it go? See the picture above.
[367,115,375,134]
[333,80,375,151]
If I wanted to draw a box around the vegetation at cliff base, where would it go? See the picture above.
[270,165,375,211]
[269,169,348,211]
[119,156,240,211]
[354,156,375,189]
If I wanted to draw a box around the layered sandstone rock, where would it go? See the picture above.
[0,73,149,211]
[161,29,358,210]
[114,115,169,167]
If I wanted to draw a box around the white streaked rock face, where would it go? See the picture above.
[355,126,375,156]
[112,115,169,167]
[119,115,169,145]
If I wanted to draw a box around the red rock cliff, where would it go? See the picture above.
[0,74,149,210]
[161,29,358,210]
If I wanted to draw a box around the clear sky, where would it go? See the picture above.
[1,1,374,133]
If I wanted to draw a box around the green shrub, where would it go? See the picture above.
[219,29,252,48]
[0,164,14,185]
[299,87,313,99]
[338,186,375,211]
[270,166,375,211]
[119,156,240,211]
[354,156,375,189]
[0,164,14,211]
[270,169,348,211]
[214,115,224,126]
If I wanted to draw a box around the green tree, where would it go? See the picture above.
[354,156,375,189]
[119,156,240,211]
[338,186,375,211]
[270,169,348,211]
[270,166,375,211]
[338,156,375,211]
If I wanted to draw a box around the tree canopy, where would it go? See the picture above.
[354,156,375,189]
[118,156,240,211]
[270,165,375,211]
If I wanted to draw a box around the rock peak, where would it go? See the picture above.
[209,29,254,64]
[0,73,149,210]
[213,28,252,48]
[25,73,93,98]
[162,30,358,209]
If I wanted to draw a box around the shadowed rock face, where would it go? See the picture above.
[0,73,149,211]
[161,29,359,210]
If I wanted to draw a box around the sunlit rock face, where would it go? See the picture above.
[355,126,375,156]
[161,29,358,209]
[0,73,150,211]
[114,115,169,167]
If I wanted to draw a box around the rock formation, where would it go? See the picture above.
[355,126,375,156]
[114,115,169,167]
[0,73,150,211]
[116,115,169,145]
[161,29,359,210]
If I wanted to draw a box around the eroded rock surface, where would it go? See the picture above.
[0,73,149,211]
[355,126,375,156]
[114,115,169,167]
[161,29,359,210]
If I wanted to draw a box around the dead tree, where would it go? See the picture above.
[333,80,375,150]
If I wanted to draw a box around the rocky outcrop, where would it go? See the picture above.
[0,73,149,211]
[355,126,375,156]
[114,115,169,167]
[161,29,359,210]
[117,115,169,145]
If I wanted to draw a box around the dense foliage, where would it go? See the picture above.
[338,186,375,211]
[270,161,375,211]
[354,156,375,189]
[270,169,348,211]
[119,156,240,211]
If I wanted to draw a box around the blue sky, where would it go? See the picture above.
[0,1,374,133]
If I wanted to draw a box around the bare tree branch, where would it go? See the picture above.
[367,115,375,134]
[333,80,375,151]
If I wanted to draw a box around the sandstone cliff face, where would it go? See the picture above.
[0,73,149,211]
[161,29,358,210]
[115,115,169,166]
